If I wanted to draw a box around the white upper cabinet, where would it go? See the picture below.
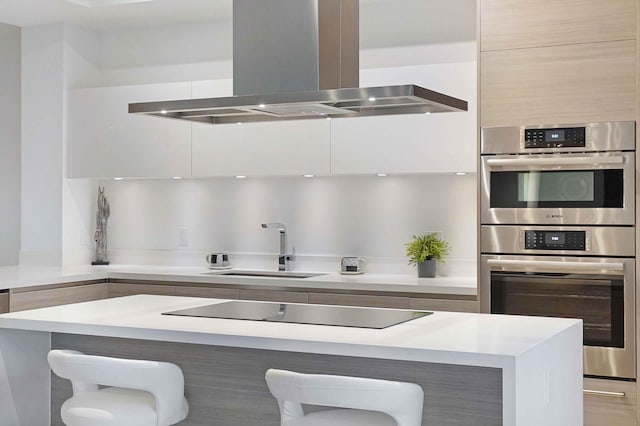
[330,63,477,175]
[191,80,331,177]
[68,82,192,178]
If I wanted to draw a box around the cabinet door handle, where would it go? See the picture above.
[583,389,626,398]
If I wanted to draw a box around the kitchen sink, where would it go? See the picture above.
[205,270,327,279]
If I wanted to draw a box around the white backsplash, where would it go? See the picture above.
[101,174,477,276]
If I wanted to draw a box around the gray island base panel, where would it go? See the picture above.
[51,333,502,426]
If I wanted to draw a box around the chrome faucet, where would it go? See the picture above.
[261,222,293,271]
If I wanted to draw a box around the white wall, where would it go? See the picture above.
[0,25,21,265]
[63,26,101,265]
[21,24,65,266]
[102,174,476,275]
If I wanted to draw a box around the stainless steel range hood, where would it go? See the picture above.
[129,0,468,124]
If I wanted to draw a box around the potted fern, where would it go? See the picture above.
[405,233,450,278]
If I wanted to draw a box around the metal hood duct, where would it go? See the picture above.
[129,0,468,124]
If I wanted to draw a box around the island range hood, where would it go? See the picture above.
[129,0,468,124]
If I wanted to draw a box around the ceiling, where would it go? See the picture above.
[0,0,475,48]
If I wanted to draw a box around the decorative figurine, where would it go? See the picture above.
[92,186,110,265]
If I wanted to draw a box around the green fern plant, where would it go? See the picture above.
[405,233,450,265]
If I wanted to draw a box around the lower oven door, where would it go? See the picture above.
[480,255,636,379]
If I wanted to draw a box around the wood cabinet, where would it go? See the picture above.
[108,283,175,298]
[308,292,410,309]
[9,283,108,312]
[239,289,308,303]
[409,297,479,313]
[175,286,239,300]
[480,40,636,127]
[0,293,9,314]
[480,0,636,51]
[583,378,637,426]
[68,82,192,178]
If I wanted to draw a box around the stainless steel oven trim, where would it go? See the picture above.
[480,151,635,225]
[480,225,634,256]
[481,121,635,154]
[480,254,636,379]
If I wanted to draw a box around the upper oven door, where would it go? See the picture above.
[480,152,635,225]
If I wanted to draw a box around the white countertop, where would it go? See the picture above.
[0,294,578,369]
[0,264,477,296]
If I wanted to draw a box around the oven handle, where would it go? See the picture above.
[485,156,624,168]
[486,259,625,273]
[583,389,626,398]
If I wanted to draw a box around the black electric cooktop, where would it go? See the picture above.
[163,300,431,329]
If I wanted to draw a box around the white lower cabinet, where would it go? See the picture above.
[583,377,637,426]
[69,82,192,178]
[191,119,331,177]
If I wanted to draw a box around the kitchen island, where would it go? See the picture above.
[0,295,582,426]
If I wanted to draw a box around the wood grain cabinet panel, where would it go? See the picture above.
[108,283,176,298]
[239,290,308,304]
[0,293,9,313]
[480,0,636,51]
[175,286,239,300]
[480,40,636,127]
[9,284,109,312]
[308,293,410,309]
[409,298,479,313]
[583,378,636,426]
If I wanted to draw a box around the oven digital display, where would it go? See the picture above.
[525,230,586,250]
[545,129,565,142]
[545,233,565,245]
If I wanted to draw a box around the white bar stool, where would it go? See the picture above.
[48,349,189,426]
[265,369,424,426]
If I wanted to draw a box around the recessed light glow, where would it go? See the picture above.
[237,122,242,125]
[172,176,183,180]
[235,175,247,179]
[376,173,388,177]
[425,112,432,115]
[258,104,266,108]
[368,97,376,102]
[456,172,467,176]
[113,177,124,181]
[161,110,167,114]
[326,117,332,120]
[303,174,314,178]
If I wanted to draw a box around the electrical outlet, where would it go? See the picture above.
[178,227,188,247]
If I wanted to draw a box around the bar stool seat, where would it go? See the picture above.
[265,369,424,426]
[48,350,189,426]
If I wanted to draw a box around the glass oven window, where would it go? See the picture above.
[490,169,623,208]
[491,272,624,348]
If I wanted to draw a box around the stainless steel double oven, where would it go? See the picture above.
[480,121,636,379]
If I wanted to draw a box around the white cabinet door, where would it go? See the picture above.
[192,78,330,177]
[192,119,331,177]
[69,82,192,178]
[331,63,477,175]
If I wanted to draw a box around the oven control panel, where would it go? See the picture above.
[524,127,586,149]
[524,230,586,250]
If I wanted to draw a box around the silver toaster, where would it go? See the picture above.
[341,257,366,274]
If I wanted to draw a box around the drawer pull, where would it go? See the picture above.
[583,389,626,398]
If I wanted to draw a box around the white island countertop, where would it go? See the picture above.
[0,264,477,296]
[0,295,582,425]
